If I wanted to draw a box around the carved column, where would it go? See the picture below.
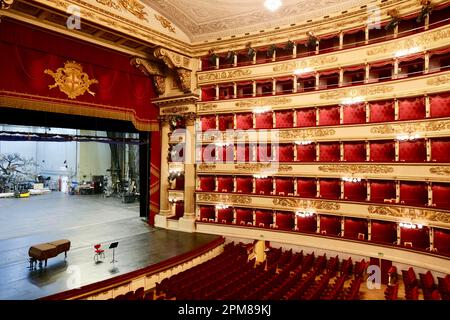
[183,113,197,219]
[159,118,171,216]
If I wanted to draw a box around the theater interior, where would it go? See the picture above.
[0,0,449,302]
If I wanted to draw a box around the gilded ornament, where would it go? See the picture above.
[176,69,192,93]
[318,164,394,174]
[370,120,450,134]
[430,167,450,176]
[44,61,98,100]
[198,69,252,82]
[427,75,450,86]
[277,128,335,139]
[161,106,189,115]
[235,97,291,108]
[198,164,217,171]
[234,163,272,171]
[273,56,338,72]
[273,198,340,211]
[197,193,252,205]
[319,86,393,100]
[155,14,175,33]
[198,104,218,112]
[368,206,450,224]
[96,0,148,21]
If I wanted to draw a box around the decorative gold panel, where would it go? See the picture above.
[198,69,251,82]
[370,120,450,134]
[368,206,450,224]
[427,74,450,86]
[277,128,335,139]
[430,167,450,176]
[198,164,217,171]
[235,97,291,108]
[318,165,394,174]
[319,86,394,100]
[234,163,272,171]
[273,198,340,211]
[273,56,338,72]
[155,14,175,33]
[198,104,218,112]
[161,106,190,115]
[197,193,252,205]
[96,0,148,21]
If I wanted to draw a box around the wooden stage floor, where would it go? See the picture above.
[0,194,219,300]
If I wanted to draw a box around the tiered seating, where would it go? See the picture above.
[437,275,450,300]
[402,267,419,300]
[340,257,353,277]
[353,259,368,278]
[419,271,437,300]
[384,282,399,300]
[112,287,146,300]
[321,275,346,300]
[343,277,363,300]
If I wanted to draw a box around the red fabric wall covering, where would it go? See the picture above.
[216,145,235,163]
[297,178,317,198]
[255,177,273,195]
[201,87,216,101]
[343,104,366,124]
[296,108,317,127]
[255,210,273,228]
[319,143,340,162]
[431,138,450,162]
[200,115,216,131]
[344,218,368,240]
[370,180,396,203]
[344,142,366,162]
[275,144,294,162]
[218,114,234,131]
[296,144,316,162]
[256,144,272,162]
[433,228,450,255]
[199,206,215,221]
[400,227,430,250]
[398,97,426,120]
[255,112,273,129]
[399,140,426,162]
[217,208,233,224]
[175,202,184,219]
[429,92,450,118]
[275,110,294,128]
[201,145,216,162]
[175,176,184,190]
[343,181,367,201]
[275,178,295,196]
[236,113,253,130]
[369,100,395,123]
[236,144,250,162]
[371,220,397,244]
[236,208,253,225]
[400,181,428,207]
[217,176,234,193]
[319,179,341,199]
[431,183,450,209]
[236,176,253,193]
[296,215,317,233]
[199,176,215,192]
[320,215,342,236]
[319,106,340,126]
[275,212,295,230]
[370,141,395,162]
[149,132,161,226]
[0,20,158,131]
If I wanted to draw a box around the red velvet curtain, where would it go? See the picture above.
[199,206,215,221]
[319,179,341,199]
[296,215,317,233]
[370,141,395,162]
[369,100,395,123]
[275,212,295,230]
[255,112,273,129]
[255,177,273,195]
[199,176,215,192]
[255,210,273,228]
[297,108,316,127]
[236,113,253,129]
[430,92,450,118]
[370,180,396,203]
[149,132,161,226]
[296,144,316,162]
[400,181,428,206]
[344,142,366,162]
[275,110,294,128]
[399,140,426,162]
[201,115,217,131]
[217,176,234,193]
[344,218,368,240]
[400,227,430,250]
[398,97,426,120]
[432,183,450,209]
[218,114,234,131]
[319,142,340,162]
[236,176,253,193]
[344,181,367,201]
[201,86,216,101]
[431,138,450,162]
[217,208,233,224]
[371,220,397,244]
[297,178,317,198]
[319,106,340,126]
[320,215,342,236]
[343,103,366,124]
[275,178,295,196]
[236,144,250,162]
[433,228,450,255]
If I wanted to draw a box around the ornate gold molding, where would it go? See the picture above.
[235,97,291,108]
[176,69,192,93]
[44,61,98,100]
[0,0,14,10]
[154,47,191,70]
[161,106,189,115]
[368,206,450,224]
[198,164,217,171]
[427,74,450,86]
[319,86,394,100]
[273,198,340,211]
[318,164,394,174]
[130,57,166,95]
[278,165,293,172]
[370,120,450,134]
[198,69,252,82]
[154,14,175,33]
[96,0,148,21]
[234,163,271,171]
[430,166,450,176]
[277,128,335,139]
[273,56,338,72]
[197,193,252,205]
[198,104,218,112]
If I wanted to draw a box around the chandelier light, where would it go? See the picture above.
[264,0,282,12]
[396,133,420,141]
[399,222,423,229]
[342,177,362,183]
[295,210,315,218]
[215,204,229,210]
[295,140,313,145]
[253,174,268,179]
[253,106,272,114]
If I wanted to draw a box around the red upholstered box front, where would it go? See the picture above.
[297,108,317,127]
[275,212,295,230]
[343,103,366,124]
[255,112,273,129]
[275,144,294,162]
[200,115,217,131]
[430,92,450,118]
[275,110,294,128]
[275,178,295,196]
[296,144,316,162]
[217,176,234,193]
[256,144,272,162]
[344,181,367,201]
[431,138,450,162]
[236,208,253,225]
[201,145,216,162]
[199,206,215,221]
[236,176,252,193]
[319,143,340,162]
[433,228,450,255]
[344,218,368,240]
[255,210,273,228]
[319,179,341,199]
[399,140,426,162]
[400,181,428,207]
[398,97,426,121]
[217,208,233,224]
[199,176,215,192]
[344,142,366,162]
[320,215,342,236]
[297,178,317,198]
[319,106,340,126]
[236,144,250,162]
[369,100,395,123]
[218,114,234,131]
[371,220,397,244]
[296,215,317,233]
[255,177,273,195]
[432,183,450,209]
[236,113,253,130]
[370,180,396,203]
[370,141,395,162]
[400,227,430,250]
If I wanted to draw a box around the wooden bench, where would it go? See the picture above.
[28,239,70,269]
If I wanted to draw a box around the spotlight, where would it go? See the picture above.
[264,0,282,12]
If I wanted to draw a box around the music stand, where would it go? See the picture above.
[109,242,119,263]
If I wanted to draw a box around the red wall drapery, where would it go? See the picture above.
[344,218,368,240]
[371,220,397,244]
[296,144,316,162]
[236,176,252,193]
[370,180,396,203]
[319,143,340,162]
[370,141,395,162]
[320,215,341,236]
[319,179,341,199]
[433,228,450,255]
[344,142,366,162]
[296,108,316,127]
[149,132,161,226]
[0,20,158,131]
[236,208,253,225]
[296,215,317,233]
